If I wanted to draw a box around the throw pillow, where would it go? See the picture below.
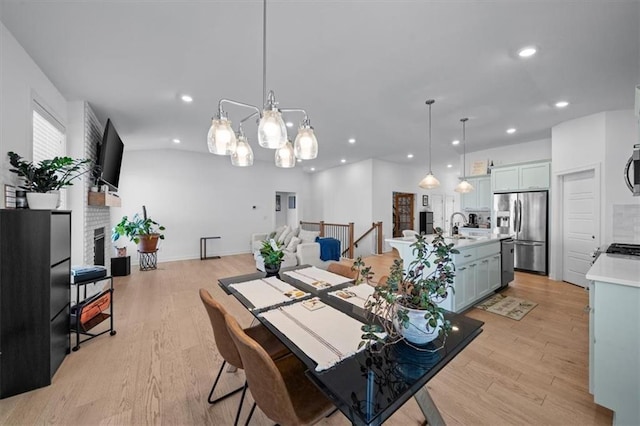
[298,229,320,243]
[291,227,300,237]
[277,225,291,244]
[273,225,287,241]
[286,236,301,252]
[283,230,295,247]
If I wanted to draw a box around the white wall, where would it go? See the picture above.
[550,110,639,279]
[115,150,312,261]
[0,21,69,187]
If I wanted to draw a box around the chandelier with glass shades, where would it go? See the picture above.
[454,117,474,193]
[418,99,440,189]
[206,0,318,167]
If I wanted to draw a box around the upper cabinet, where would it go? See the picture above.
[491,161,550,192]
[461,176,492,211]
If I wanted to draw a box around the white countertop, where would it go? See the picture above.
[386,233,511,249]
[586,254,640,288]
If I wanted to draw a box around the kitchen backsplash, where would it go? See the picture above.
[612,204,640,244]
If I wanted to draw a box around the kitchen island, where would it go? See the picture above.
[586,254,640,426]
[387,234,511,312]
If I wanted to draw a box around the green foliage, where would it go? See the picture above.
[112,211,166,244]
[352,256,374,284]
[8,151,91,193]
[353,227,459,349]
[260,239,284,267]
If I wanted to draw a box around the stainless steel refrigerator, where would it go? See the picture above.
[493,191,548,275]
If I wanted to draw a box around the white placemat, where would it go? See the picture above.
[284,266,352,289]
[228,276,308,310]
[260,299,369,371]
[328,284,375,309]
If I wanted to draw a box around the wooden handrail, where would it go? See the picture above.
[300,220,382,260]
[343,221,383,258]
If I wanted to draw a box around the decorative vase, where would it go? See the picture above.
[393,303,443,345]
[264,263,281,277]
[26,192,59,210]
[137,234,160,252]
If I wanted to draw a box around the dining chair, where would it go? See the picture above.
[199,289,289,424]
[402,229,420,238]
[327,262,358,279]
[225,313,335,426]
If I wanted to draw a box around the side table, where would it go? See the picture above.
[200,236,221,260]
[111,255,131,276]
[138,250,158,271]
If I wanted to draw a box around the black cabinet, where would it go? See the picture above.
[0,210,71,398]
[419,211,434,235]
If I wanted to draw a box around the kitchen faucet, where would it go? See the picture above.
[450,211,468,236]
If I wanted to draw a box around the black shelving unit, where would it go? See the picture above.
[70,276,116,351]
[0,209,71,398]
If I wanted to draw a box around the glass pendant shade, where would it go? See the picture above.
[455,179,474,193]
[231,134,254,167]
[207,117,237,155]
[258,109,287,149]
[419,172,440,189]
[275,140,296,168]
[294,126,318,160]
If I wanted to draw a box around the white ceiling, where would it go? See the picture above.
[1,1,638,173]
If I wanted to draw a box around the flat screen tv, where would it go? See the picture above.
[96,118,124,192]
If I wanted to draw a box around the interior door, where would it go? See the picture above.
[393,192,414,237]
[562,169,599,287]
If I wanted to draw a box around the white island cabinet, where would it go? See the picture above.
[387,235,504,313]
[586,255,640,426]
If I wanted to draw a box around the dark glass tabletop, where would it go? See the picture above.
[219,266,483,426]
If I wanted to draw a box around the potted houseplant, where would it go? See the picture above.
[354,227,458,349]
[7,151,91,209]
[260,238,284,277]
[112,206,166,253]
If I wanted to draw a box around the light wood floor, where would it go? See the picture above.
[0,253,612,425]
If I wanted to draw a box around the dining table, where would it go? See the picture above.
[218,265,484,426]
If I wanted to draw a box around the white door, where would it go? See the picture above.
[430,194,444,233]
[562,169,599,287]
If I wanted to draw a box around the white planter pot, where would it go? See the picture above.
[393,304,443,345]
[26,192,59,210]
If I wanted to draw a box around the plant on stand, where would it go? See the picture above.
[7,151,91,209]
[260,238,284,277]
[112,206,166,255]
[354,227,458,350]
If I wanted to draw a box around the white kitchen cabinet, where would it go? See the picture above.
[491,161,551,193]
[461,176,491,211]
[519,162,550,190]
[488,254,502,291]
[475,257,491,298]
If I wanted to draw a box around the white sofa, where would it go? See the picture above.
[251,226,336,271]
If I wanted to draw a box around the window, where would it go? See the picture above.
[32,100,67,208]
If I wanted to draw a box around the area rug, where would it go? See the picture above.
[474,294,537,320]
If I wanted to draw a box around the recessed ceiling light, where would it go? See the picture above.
[348,138,356,144]
[555,101,570,108]
[518,46,537,58]
[180,94,193,103]
[452,140,460,145]
[286,121,294,128]
[341,159,346,163]
[506,128,516,134]
[407,153,414,159]
[310,167,316,171]
[172,138,181,144]
[447,164,453,168]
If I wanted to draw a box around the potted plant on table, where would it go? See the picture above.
[260,238,284,277]
[7,151,91,209]
[112,206,166,255]
[354,227,459,350]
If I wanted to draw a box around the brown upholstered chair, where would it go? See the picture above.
[327,262,358,280]
[225,313,335,425]
[199,289,289,424]
[376,275,389,287]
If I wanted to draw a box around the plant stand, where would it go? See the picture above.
[138,249,158,271]
[70,276,116,351]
